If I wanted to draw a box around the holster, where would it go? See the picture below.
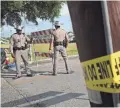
[63,40,67,48]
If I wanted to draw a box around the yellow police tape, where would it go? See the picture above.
[82,51,120,93]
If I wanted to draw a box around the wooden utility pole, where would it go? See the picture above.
[107,1,120,52]
[68,1,120,107]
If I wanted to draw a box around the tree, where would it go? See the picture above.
[1,1,65,27]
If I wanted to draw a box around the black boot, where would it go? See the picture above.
[26,73,33,77]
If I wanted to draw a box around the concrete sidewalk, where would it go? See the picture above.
[1,78,30,107]
[1,57,90,107]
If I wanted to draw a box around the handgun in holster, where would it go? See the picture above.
[63,40,67,48]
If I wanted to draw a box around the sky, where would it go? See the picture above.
[1,4,73,37]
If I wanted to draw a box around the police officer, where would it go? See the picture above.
[10,26,33,78]
[49,21,70,75]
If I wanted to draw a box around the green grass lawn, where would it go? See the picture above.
[1,43,78,63]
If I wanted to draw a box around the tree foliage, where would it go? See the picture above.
[1,1,65,27]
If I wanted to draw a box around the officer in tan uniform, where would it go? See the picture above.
[10,26,33,78]
[49,21,70,75]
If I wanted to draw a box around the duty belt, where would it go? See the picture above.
[54,41,63,46]
[13,46,27,50]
